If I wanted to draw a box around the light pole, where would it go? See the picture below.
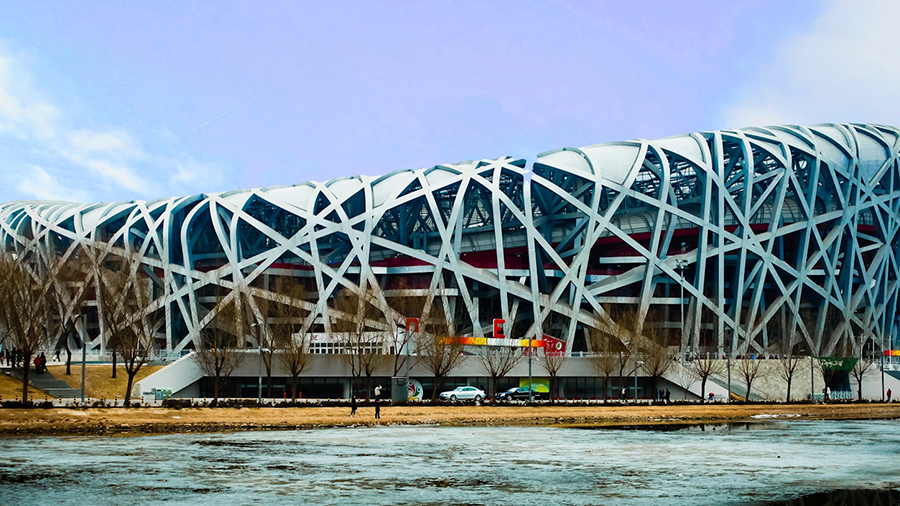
[252,323,262,403]
[402,317,418,402]
[634,356,642,405]
[810,354,815,403]
[404,324,410,401]
[77,314,86,405]
[881,336,886,402]
[528,332,533,403]
[726,339,731,403]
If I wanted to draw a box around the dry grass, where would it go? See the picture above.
[0,372,47,402]
[46,365,163,400]
[1,402,898,436]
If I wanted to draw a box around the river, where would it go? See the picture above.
[1,419,898,505]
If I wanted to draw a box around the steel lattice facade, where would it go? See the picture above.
[1,123,898,358]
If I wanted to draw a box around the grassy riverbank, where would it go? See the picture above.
[1,402,898,436]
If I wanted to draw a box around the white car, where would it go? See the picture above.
[439,386,485,402]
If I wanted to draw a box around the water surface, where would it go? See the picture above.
[1,419,898,505]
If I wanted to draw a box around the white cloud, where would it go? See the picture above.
[15,165,92,202]
[722,0,900,129]
[0,41,227,203]
[0,49,60,141]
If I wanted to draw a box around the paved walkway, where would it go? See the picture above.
[5,365,82,400]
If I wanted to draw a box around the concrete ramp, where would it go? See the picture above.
[132,352,202,398]
[663,359,825,401]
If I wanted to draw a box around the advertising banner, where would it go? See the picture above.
[520,378,550,393]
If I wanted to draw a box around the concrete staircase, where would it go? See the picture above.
[8,368,82,399]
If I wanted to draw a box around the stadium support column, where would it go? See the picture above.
[680,268,685,354]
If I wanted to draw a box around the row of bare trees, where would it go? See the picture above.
[585,304,884,402]
[0,247,164,405]
[1,243,883,404]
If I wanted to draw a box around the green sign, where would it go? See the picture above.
[520,378,550,393]
[818,357,858,371]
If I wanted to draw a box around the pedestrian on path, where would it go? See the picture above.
[350,395,357,417]
[374,399,381,419]
[887,389,892,402]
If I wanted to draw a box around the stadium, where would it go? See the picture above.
[1,123,898,401]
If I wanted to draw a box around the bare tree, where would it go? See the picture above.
[247,293,275,399]
[689,352,725,402]
[0,253,61,403]
[772,314,803,402]
[97,255,164,406]
[849,330,877,401]
[538,345,567,401]
[85,247,121,379]
[673,360,698,400]
[269,276,312,401]
[640,316,675,397]
[605,305,642,397]
[385,277,427,378]
[587,324,623,400]
[478,346,523,397]
[192,286,246,403]
[47,246,91,376]
[536,311,569,400]
[736,354,764,401]
[419,302,467,401]
[333,286,389,399]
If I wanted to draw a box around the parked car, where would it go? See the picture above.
[496,387,543,401]
[439,386,485,402]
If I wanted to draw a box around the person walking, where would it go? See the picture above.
[374,399,381,419]
[620,386,626,402]
[665,388,671,404]
[39,352,47,373]
[887,389,892,402]
[350,395,357,417]
[374,384,382,399]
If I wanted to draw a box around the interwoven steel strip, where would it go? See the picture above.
[1,123,897,356]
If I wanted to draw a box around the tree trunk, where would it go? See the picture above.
[212,376,220,403]
[111,351,117,378]
[267,373,273,399]
[746,380,752,402]
[124,373,135,407]
[21,354,32,403]
[701,377,708,402]
[65,345,72,376]
[432,376,445,401]
[786,379,792,402]
[291,374,299,401]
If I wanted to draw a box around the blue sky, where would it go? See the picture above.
[0,1,897,204]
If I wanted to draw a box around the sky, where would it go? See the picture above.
[0,0,898,204]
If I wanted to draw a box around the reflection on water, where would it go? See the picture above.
[0,419,898,506]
